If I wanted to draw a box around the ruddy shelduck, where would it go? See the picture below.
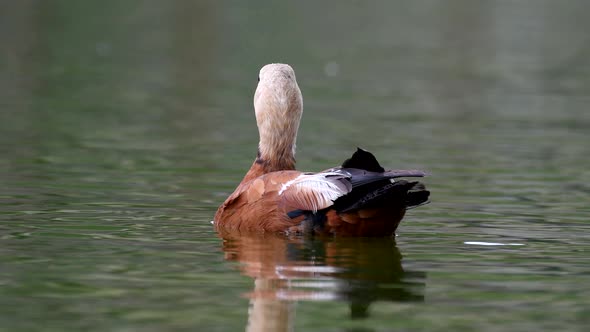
[215,63,429,236]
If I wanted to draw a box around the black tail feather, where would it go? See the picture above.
[341,148,385,173]
[328,148,430,213]
[335,180,429,213]
[406,182,430,209]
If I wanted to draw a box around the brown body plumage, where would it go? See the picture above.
[215,64,429,236]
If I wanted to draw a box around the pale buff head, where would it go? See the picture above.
[254,64,303,164]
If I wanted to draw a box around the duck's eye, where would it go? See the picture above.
[257,76,260,82]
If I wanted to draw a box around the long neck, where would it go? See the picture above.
[240,132,297,184]
[241,68,303,184]
[257,121,298,168]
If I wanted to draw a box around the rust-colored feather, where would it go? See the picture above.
[215,171,304,233]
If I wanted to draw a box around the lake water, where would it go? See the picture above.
[1,1,589,331]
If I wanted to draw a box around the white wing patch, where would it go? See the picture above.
[279,171,352,212]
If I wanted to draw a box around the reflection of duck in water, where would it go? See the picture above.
[215,64,429,236]
[221,233,426,330]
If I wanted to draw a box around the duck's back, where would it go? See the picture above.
[214,149,429,236]
[214,170,305,233]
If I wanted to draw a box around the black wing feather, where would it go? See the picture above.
[332,148,430,212]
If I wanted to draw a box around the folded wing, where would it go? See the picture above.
[279,170,352,212]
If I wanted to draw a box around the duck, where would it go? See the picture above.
[214,63,429,236]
